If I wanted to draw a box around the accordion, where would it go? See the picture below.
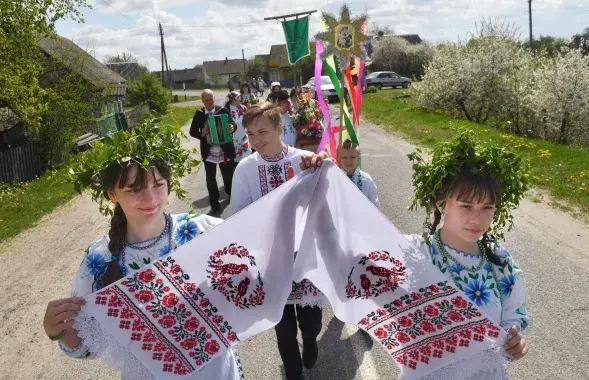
[205,113,232,145]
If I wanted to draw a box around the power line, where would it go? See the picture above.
[98,0,139,26]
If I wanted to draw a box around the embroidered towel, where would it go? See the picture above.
[75,160,506,380]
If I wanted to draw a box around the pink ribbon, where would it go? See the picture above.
[355,60,365,126]
[314,41,335,159]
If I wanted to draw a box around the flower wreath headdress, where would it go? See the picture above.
[407,128,530,241]
[68,116,200,216]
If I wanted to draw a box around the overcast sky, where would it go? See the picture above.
[55,0,589,71]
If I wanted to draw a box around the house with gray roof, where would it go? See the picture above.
[202,59,245,87]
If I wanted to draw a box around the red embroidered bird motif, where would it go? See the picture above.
[211,263,249,276]
[360,274,371,292]
[366,265,397,279]
[237,277,251,298]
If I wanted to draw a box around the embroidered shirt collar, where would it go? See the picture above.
[261,143,288,162]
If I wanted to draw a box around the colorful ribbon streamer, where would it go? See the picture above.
[314,41,335,158]
[323,55,358,144]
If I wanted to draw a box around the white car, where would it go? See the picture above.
[305,76,340,102]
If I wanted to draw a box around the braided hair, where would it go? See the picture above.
[94,161,171,290]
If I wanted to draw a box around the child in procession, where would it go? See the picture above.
[229,102,329,380]
[405,130,530,379]
[338,139,380,208]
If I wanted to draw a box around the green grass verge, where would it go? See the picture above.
[0,108,199,247]
[0,167,77,245]
[160,107,198,127]
[362,90,589,217]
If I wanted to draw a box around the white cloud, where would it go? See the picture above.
[58,0,585,71]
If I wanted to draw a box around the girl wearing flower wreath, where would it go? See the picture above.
[405,129,530,379]
[41,121,245,380]
[225,91,252,163]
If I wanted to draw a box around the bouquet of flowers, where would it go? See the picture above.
[293,93,324,140]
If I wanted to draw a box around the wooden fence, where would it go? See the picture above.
[0,104,151,183]
[0,142,43,182]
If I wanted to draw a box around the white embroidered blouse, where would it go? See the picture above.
[229,104,252,162]
[347,167,380,208]
[60,213,244,380]
[405,234,530,380]
[280,113,298,147]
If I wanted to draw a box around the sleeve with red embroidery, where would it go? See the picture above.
[493,243,530,333]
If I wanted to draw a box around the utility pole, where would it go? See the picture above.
[242,48,247,81]
[159,23,165,86]
[528,0,534,56]
[264,10,317,87]
[159,23,172,89]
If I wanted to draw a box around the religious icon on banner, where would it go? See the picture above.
[335,24,353,50]
[315,4,368,61]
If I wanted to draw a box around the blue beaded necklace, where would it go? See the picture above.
[118,213,173,276]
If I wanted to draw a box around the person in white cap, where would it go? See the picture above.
[266,81,282,103]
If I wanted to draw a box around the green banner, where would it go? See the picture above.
[282,16,310,65]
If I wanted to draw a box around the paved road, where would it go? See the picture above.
[1,93,587,380]
[169,95,589,380]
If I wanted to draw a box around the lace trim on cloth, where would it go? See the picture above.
[412,346,508,380]
[74,308,156,380]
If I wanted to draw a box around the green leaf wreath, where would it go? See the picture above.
[407,128,530,241]
[68,116,200,216]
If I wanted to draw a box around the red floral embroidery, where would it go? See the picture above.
[94,257,242,376]
[357,281,501,371]
[258,165,268,195]
[139,269,157,283]
[346,251,406,299]
[155,257,240,346]
[94,286,194,375]
[287,279,320,302]
[206,243,265,309]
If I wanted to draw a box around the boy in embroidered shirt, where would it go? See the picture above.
[230,102,327,380]
[338,139,380,208]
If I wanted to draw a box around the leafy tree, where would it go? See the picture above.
[104,52,139,63]
[37,50,101,165]
[0,0,89,131]
[245,57,264,80]
[127,73,170,114]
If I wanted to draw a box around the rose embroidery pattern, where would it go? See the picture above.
[206,244,265,309]
[93,259,239,376]
[358,281,501,371]
[346,251,406,299]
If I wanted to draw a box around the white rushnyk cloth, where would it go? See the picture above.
[75,160,508,380]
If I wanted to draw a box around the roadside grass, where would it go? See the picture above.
[362,90,589,217]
